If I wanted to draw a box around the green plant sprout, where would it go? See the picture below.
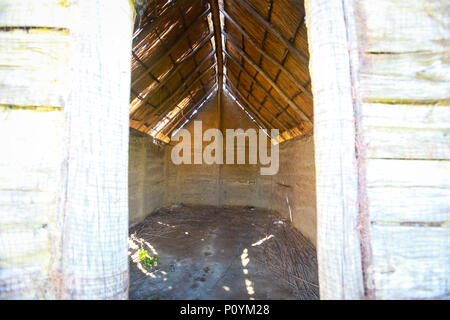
[137,247,159,269]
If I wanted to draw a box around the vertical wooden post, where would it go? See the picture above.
[59,0,134,299]
[305,0,364,299]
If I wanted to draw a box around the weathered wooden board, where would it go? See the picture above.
[0,226,50,261]
[360,73,449,102]
[0,0,70,28]
[361,103,450,159]
[355,0,450,53]
[0,108,64,225]
[353,0,450,300]
[370,224,450,299]
[366,159,450,188]
[0,2,68,300]
[361,103,450,129]
[359,50,450,101]
[0,107,64,299]
[0,30,69,107]
[367,186,450,222]
[361,51,450,82]
[363,127,450,160]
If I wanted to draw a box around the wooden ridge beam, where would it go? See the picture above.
[231,0,308,65]
[210,0,224,94]
[224,50,300,128]
[132,7,211,86]
[225,74,289,131]
[225,37,312,125]
[221,15,312,99]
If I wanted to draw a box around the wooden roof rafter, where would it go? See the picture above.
[153,27,189,97]
[131,32,215,118]
[224,85,273,134]
[220,8,312,99]
[259,16,310,124]
[140,62,217,130]
[225,33,312,126]
[131,47,178,116]
[230,0,308,65]
[130,0,313,143]
[159,81,218,138]
[147,74,217,137]
[231,0,274,124]
[133,0,207,48]
[148,58,216,121]
[224,50,301,129]
[133,0,180,41]
[150,70,218,128]
[130,88,157,113]
[225,73,289,132]
[131,6,211,87]
[131,1,216,131]
[224,80,277,131]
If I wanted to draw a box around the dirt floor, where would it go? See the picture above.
[128,205,319,300]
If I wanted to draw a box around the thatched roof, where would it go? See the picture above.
[130,0,312,143]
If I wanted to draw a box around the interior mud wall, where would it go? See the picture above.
[270,131,316,246]
[219,93,270,207]
[129,130,166,224]
[164,92,272,209]
[165,92,221,206]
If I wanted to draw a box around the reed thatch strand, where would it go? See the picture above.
[162,83,218,137]
[231,0,308,65]
[132,44,215,118]
[225,76,288,131]
[225,50,300,128]
[136,56,216,128]
[226,36,312,125]
[225,82,275,131]
[149,75,217,136]
[221,15,312,99]
[154,75,216,129]
[131,7,211,87]
[141,64,217,129]
[133,0,184,45]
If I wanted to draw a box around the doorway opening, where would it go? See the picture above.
[128,0,316,300]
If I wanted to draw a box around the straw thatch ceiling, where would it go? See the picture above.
[130,0,312,143]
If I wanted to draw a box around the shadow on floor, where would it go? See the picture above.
[128,205,319,300]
